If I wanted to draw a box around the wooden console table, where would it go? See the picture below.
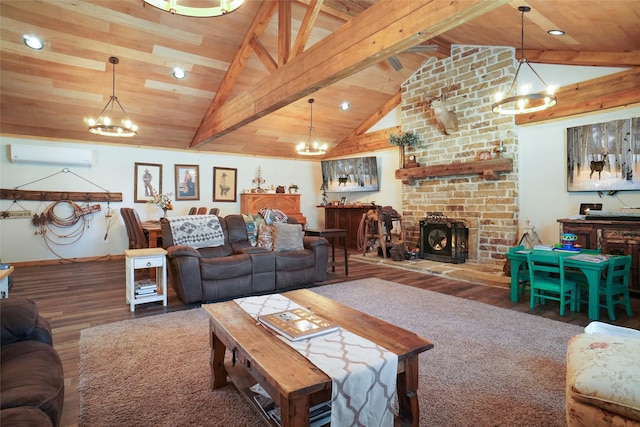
[558,217,640,296]
[320,205,372,249]
[240,193,306,226]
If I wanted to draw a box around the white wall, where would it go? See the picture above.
[518,106,640,244]
[0,137,402,263]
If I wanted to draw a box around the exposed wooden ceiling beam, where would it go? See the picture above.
[327,127,401,158]
[352,91,402,138]
[198,1,278,126]
[191,0,509,148]
[278,0,291,67]
[329,91,402,157]
[515,67,640,125]
[250,36,278,73]
[524,49,640,67]
[290,0,324,59]
[295,0,361,21]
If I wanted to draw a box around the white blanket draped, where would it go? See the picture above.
[168,215,225,248]
[235,294,397,427]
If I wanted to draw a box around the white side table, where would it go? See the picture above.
[0,266,13,299]
[125,248,167,312]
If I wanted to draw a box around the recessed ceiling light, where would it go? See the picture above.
[340,102,350,111]
[172,68,186,79]
[548,29,565,36]
[23,35,44,50]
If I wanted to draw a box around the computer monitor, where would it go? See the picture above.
[579,203,602,215]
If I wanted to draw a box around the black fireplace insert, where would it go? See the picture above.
[419,212,468,264]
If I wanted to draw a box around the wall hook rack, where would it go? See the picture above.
[0,168,122,202]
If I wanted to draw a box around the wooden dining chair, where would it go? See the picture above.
[120,208,148,249]
[577,255,633,321]
[188,207,197,215]
[209,207,220,216]
[196,207,207,215]
[526,252,577,316]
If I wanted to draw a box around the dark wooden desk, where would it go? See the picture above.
[305,229,348,276]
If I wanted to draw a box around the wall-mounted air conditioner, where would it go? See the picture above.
[9,144,93,167]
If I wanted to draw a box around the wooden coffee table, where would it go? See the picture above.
[203,289,434,427]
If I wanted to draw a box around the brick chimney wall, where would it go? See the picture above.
[400,45,519,265]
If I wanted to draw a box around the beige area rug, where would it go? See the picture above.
[79,278,583,426]
[351,253,512,289]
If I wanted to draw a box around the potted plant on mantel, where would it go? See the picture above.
[389,131,420,168]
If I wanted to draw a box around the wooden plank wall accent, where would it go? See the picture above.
[0,189,122,202]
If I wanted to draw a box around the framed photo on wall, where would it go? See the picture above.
[213,167,237,202]
[174,164,199,200]
[134,162,162,203]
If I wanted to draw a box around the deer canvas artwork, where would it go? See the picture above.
[566,117,640,192]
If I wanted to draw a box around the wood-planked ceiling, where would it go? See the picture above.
[1,0,639,160]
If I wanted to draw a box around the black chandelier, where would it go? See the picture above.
[492,6,557,115]
[296,99,327,156]
[88,57,137,137]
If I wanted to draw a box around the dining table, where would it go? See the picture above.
[505,248,610,321]
[141,220,163,248]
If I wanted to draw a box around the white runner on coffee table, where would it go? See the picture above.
[235,293,397,427]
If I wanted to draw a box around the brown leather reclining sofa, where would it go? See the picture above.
[1,298,65,427]
[161,214,329,304]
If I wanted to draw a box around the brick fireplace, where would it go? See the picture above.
[398,45,520,265]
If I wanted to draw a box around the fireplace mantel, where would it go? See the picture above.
[395,158,513,184]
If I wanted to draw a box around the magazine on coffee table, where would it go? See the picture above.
[258,308,339,342]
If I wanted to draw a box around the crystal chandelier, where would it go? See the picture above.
[142,0,244,17]
[296,99,327,156]
[492,6,557,115]
[88,57,137,137]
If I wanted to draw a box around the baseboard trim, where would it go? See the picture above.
[9,254,125,268]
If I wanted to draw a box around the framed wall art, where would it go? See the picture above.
[213,167,237,202]
[134,162,162,203]
[174,164,199,200]
[567,117,640,192]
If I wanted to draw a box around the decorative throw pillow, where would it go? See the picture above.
[258,208,288,225]
[257,224,274,250]
[273,222,304,252]
[243,214,266,247]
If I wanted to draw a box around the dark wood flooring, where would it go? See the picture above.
[7,252,640,427]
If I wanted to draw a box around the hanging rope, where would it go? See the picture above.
[7,168,118,261]
[14,168,111,192]
[31,200,102,260]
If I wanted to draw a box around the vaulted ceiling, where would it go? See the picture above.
[1,0,639,160]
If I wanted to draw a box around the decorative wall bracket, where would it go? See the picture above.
[395,158,513,185]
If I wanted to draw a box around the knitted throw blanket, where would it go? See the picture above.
[168,215,225,248]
